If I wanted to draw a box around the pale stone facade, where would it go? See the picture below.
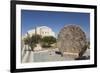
[24,26,55,38]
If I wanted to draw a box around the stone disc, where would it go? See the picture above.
[57,25,87,58]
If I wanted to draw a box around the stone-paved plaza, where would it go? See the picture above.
[22,48,90,63]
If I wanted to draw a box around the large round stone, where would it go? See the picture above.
[57,25,87,58]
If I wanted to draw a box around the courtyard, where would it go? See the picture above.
[22,48,90,63]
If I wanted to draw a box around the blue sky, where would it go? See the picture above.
[21,10,90,38]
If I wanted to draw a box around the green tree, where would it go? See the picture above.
[31,34,41,44]
[24,37,30,45]
[41,36,56,48]
[30,34,41,51]
[23,33,31,50]
[24,34,42,51]
[87,41,90,49]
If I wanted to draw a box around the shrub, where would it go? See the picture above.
[41,36,56,48]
